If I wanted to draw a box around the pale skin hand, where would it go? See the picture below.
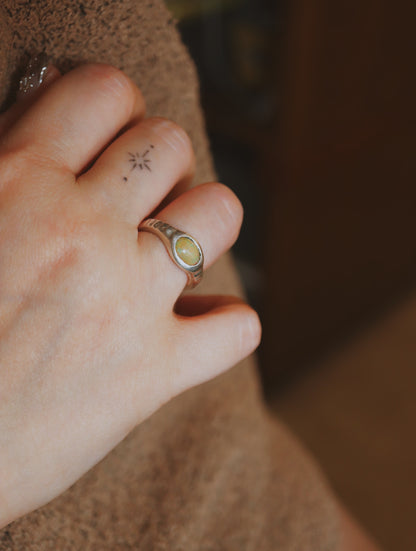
[0,64,261,528]
[0,65,383,551]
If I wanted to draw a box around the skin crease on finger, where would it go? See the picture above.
[0,63,261,528]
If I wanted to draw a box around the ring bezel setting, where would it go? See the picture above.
[138,218,204,287]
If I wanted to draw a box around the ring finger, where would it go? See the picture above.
[138,182,243,301]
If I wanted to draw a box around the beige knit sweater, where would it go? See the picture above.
[0,1,339,549]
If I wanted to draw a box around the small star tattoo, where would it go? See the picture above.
[122,144,155,182]
[128,146,154,171]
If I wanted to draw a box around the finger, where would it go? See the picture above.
[171,297,261,393]
[138,182,243,297]
[0,61,61,135]
[1,64,146,174]
[79,117,195,225]
[174,294,247,317]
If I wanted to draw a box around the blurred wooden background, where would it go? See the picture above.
[261,0,416,386]
[169,1,416,549]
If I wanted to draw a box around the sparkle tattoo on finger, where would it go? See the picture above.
[122,144,155,182]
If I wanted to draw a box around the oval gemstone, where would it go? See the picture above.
[175,236,200,266]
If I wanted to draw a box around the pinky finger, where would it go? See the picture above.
[172,295,261,392]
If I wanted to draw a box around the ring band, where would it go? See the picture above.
[138,218,204,287]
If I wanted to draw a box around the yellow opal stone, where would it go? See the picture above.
[175,236,200,266]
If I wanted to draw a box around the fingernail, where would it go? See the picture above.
[18,53,49,95]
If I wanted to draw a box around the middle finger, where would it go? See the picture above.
[1,64,145,175]
[79,117,195,226]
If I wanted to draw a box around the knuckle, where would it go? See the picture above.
[0,193,90,297]
[40,201,90,257]
[0,143,72,185]
[57,199,100,255]
[81,63,130,91]
[144,117,195,164]
[80,63,138,115]
[0,148,59,195]
[0,150,25,192]
[208,182,244,237]
[215,182,243,215]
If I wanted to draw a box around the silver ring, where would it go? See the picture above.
[138,218,204,288]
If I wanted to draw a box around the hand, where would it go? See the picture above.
[0,64,261,527]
